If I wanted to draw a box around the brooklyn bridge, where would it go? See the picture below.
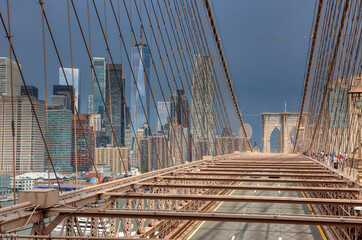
[0,0,361,239]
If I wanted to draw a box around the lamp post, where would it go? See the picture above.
[348,78,362,182]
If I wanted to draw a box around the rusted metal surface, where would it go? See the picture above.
[199,167,331,173]
[47,208,362,227]
[0,236,153,240]
[0,152,361,239]
[105,193,362,206]
[161,176,347,184]
[139,183,361,193]
[0,201,34,214]
[180,172,337,178]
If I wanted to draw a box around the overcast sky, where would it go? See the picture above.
[212,0,316,146]
[0,0,316,147]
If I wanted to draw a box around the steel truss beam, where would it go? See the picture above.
[206,165,324,169]
[180,172,337,178]
[104,193,362,206]
[58,157,213,199]
[199,168,331,173]
[213,162,316,165]
[161,176,347,184]
[49,208,362,227]
[140,183,361,193]
[1,236,149,240]
[1,153,361,237]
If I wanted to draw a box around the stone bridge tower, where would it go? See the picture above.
[261,112,306,153]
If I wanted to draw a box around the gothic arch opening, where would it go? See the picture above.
[262,112,304,153]
[270,127,281,153]
[290,127,297,146]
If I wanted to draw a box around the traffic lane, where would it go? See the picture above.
[188,180,323,240]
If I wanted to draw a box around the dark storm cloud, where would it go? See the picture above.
[0,0,316,147]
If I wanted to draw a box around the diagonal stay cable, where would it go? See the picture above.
[0,9,63,192]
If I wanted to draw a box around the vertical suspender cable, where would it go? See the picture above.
[0,9,63,193]
[71,0,129,175]
[87,0,98,176]
[67,0,78,189]
[308,0,351,151]
[294,0,324,153]
[6,0,16,205]
[39,0,50,188]
[105,0,114,148]
[40,2,100,183]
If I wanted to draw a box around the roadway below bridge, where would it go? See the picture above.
[188,179,325,240]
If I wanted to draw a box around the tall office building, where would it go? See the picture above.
[95,146,129,175]
[51,95,68,109]
[148,134,168,170]
[130,123,151,170]
[170,124,190,165]
[169,90,190,165]
[105,64,125,146]
[21,86,38,99]
[71,114,94,172]
[96,131,110,148]
[46,106,73,174]
[59,68,81,112]
[131,43,150,146]
[0,57,21,97]
[53,85,74,113]
[89,113,102,132]
[130,128,145,169]
[168,90,190,165]
[135,133,168,172]
[87,95,93,113]
[0,96,45,174]
[191,55,215,160]
[124,106,132,150]
[92,58,106,118]
[170,89,189,128]
[157,101,170,132]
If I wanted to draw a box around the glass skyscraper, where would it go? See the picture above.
[170,89,189,128]
[92,57,106,118]
[105,64,125,146]
[157,101,170,132]
[53,85,74,113]
[59,67,80,112]
[131,43,151,146]
[47,107,73,174]
[87,95,93,113]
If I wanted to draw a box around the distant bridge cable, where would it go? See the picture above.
[40,1,104,180]
[203,0,253,151]
[162,0,226,156]
[221,34,351,41]
[308,0,351,150]
[192,0,233,132]
[293,0,324,153]
[0,7,63,192]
